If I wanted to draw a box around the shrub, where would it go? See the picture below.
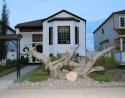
[95,55,119,70]
[20,57,28,65]
[50,55,61,62]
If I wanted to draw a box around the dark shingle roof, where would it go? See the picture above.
[114,10,125,14]
[15,19,46,28]
[15,10,86,28]
[47,17,80,22]
[0,20,16,33]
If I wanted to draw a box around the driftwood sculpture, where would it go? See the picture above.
[28,45,115,81]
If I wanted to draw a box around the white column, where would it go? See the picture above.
[120,37,123,51]
[15,28,20,34]
[53,24,58,56]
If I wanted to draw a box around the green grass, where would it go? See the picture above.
[89,72,112,82]
[15,66,49,83]
[0,67,16,77]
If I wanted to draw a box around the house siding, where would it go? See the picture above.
[94,16,119,51]
[16,10,86,63]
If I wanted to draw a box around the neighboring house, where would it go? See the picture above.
[0,21,17,61]
[93,9,125,65]
[15,10,86,63]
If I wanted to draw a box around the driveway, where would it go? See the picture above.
[0,65,39,89]
[0,87,125,98]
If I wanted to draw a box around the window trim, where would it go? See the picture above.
[119,16,125,28]
[58,26,70,44]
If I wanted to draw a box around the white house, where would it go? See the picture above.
[93,9,125,65]
[15,10,86,63]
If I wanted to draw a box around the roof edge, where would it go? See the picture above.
[93,13,114,34]
[43,10,86,22]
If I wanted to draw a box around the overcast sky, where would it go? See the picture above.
[0,0,125,50]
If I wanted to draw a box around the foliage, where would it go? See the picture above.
[95,55,119,70]
[50,54,62,62]
[20,57,28,65]
[90,71,112,82]
[15,66,49,83]
[0,1,9,60]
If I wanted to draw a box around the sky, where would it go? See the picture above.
[0,0,125,50]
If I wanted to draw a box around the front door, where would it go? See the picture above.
[32,44,43,63]
[36,45,43,53]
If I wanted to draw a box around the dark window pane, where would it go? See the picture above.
[32,34,42,42]
[58,26,70,44]
[75,27,79,44]
[49,27,53,45]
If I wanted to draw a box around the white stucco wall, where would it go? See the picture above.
[43,12,86,57]
[19,32,43,63]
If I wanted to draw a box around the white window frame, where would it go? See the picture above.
[119,16,125,28]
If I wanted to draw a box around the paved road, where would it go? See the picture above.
[0,87,125,98]
[0,65,39,89]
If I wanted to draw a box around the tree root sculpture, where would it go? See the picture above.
[28,45,115,81]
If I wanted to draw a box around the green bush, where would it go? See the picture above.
[95,55,119,70]
[50,55,61,62]
[20,57,28,65]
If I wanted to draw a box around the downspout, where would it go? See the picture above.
[85,20,87,64]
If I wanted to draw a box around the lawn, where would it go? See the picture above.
[0,64,17,77]
[15,66,49,82]
[89,71,112,82]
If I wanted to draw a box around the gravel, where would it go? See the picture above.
[8,78,125,89]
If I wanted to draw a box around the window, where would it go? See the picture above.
[58,26,70,44]
[75,26,79,44]
[32,34,42,42]
[101,41,110,50]
[102,27,104,35]
[120,17,125,27]
[49,27,53,45]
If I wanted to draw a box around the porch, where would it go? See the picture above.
[115,36,125,65]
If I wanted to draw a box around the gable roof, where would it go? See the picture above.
[15,19,46,28]
[15,10,86,28]
[0,20,16,33]
[93,9,125,34]
[43,10,86,22]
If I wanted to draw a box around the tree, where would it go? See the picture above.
[27,45,115,81]
[0,0,9,60]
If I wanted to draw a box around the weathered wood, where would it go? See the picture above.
[28,45,115,80]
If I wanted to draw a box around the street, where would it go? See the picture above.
[0,87,125,98]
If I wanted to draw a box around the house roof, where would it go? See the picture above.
[93,9,125,34]
[15,19,46,28]
[15,10,86,28]
[0,21,16,33]
[47,17,81,22]
[114,29,125,34]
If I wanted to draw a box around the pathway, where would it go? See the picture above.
[0,65,39,89]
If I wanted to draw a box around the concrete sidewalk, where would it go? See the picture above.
[0,65,39,89]
[0,87,125,98]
